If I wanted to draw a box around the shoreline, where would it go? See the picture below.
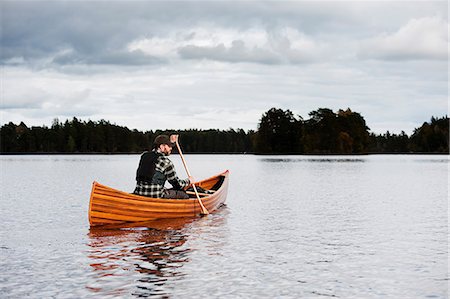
[0,152,448,156]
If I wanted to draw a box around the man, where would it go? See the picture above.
[134,134,193,199]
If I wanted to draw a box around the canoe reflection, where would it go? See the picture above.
[86,218,195,297]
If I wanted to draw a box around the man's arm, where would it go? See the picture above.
[164,158,190,190]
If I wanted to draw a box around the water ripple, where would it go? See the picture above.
[1,155,448,298]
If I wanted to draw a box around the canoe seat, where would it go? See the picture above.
[186,191,212,197]
[186,185,215,195]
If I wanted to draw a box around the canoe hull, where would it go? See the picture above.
[89,170,229,226]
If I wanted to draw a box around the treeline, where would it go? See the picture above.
[0,108,448,154]
[0,118,254,153]
[255,108,448,154]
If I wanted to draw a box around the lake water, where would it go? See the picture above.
[0,154,448,298]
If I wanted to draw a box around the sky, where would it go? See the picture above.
[1,1,448,134]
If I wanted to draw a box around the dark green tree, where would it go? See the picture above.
[302,108,338,153]
[1,113,447,154]
[368,131,409,153]
[302,108,369,154]
[0,122,19,152]
[255,107,302,154]
[336,109,370,153]
[410,116,449,153]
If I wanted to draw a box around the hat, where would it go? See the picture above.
[153,134,175,148]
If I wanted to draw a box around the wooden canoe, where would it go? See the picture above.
[88,170,229,227]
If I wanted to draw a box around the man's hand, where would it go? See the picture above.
[188,175,195,184]
[170,134,179,144]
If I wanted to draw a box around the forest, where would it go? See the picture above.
[1,108,448,154]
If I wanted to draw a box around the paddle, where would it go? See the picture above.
[174,137,209,215]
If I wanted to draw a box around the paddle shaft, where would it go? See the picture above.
[175,141,209,215]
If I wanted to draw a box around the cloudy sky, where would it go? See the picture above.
[1,1,448,134]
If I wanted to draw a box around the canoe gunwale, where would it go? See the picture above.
[93,169,228,204]
[89,170,229,226]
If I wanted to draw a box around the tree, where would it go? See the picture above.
[410,116,449,153]
[255,107,302,153]
[368,130,410,153]
[336,109,370,153]
[302,108,369,154]
[1,113,447,154]
[303,108,338,153]
[0,122,18,152]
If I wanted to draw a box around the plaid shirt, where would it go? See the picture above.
[134,152,189,198]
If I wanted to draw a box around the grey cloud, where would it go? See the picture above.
[358,44,448,62]
[52,49,166,66]
[3,1,447,68]
[357,16,448,61]
[1,1,447,134]
[358,49,447,62]
[358,40,448,62]
[178,42,319,65]
[4,1,443,68]
[22,105,99,120]
[1,1,160,67]
[178,34,322,65]
[0,100,42,110]
[178,40,282,64]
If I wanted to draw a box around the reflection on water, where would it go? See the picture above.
[413,158,449,163]
[1,155,447,298]
[259,157,366,163]
[86,218,195,297]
